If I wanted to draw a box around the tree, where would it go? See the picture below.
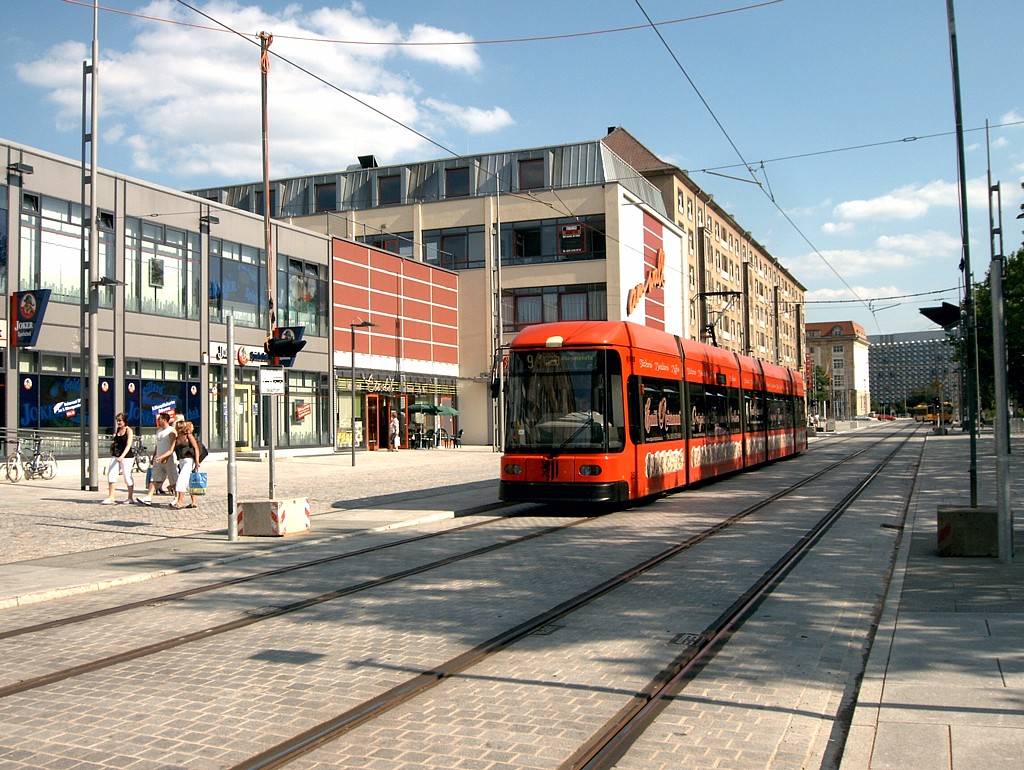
[972,245,1024,413]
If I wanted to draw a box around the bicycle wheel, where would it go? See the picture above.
[136,453,151,472]
[5,454,22,483]
[40,452,58,481]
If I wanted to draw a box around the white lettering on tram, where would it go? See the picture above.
[689,439,742,469]
[645,448,687,478]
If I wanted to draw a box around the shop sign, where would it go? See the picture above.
[625,248,666,316]
[208,343,271,367]
[10,289,52,348]
[294,402,312,420]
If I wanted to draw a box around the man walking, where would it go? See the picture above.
[139,411,178,505]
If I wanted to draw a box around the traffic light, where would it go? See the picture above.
[264,334,306,365]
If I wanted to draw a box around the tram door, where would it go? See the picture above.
[366,394,381,450]
[234,384,254,452]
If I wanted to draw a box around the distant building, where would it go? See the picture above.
[868,330,958,415]
[806,321,871,420]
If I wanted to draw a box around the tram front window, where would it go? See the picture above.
[504,349,625,453]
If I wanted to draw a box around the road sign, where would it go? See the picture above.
[259,367,285,396]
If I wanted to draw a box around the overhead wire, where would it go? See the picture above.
[62,0,785,47]
[631,0,875,319]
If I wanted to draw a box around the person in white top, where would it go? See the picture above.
[139,411,178,506]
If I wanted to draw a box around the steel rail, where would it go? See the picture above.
[227,429,915,770]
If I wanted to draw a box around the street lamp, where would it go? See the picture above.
[350,319,377,466]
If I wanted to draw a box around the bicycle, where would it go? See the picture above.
[5,435,57,483]
[132,434,152,474]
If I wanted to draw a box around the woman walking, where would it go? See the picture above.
[171,420,202,509]
[102,413,137,504]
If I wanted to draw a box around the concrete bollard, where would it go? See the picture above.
[936,505,998,557]
[236,497,311,537]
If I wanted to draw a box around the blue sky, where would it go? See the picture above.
[3,0,1022,335]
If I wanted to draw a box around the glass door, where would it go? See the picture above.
[366,394,380,451]
[234,384,253,452]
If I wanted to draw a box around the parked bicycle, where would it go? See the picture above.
[5,435,58,483]
[132,434,151,474]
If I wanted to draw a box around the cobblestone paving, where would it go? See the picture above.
[0,446,502,564]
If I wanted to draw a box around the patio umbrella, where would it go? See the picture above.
[408,403,440,414]
[437,404,459,416]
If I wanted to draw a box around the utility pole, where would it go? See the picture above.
[946,0,979,505]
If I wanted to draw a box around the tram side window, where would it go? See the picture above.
[631,378,683,444]
[688,383,708,439]
[726,386,742,434]
[768,396,786,429]
[745,392,766,432]
[705,387,729,436]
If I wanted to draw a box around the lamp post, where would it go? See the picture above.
[350,320,376,466]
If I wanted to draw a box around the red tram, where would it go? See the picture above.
[499,321,806,504]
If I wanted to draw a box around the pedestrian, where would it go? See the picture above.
[389,411,400,451]
[139,411,178,506]
[102,412,136,505]
[171,420,202,509]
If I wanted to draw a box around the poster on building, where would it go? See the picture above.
[10,289,52,348]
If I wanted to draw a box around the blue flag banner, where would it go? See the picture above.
[11,290,52,348]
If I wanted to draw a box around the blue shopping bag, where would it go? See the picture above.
[188,471,208,496]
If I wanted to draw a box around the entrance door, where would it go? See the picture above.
[234,384,254,452]
[366,394,380,451]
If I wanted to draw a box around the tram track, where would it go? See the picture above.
[0,427,920,770]
[559,433,922,770]
[223,430,919,770]
[0,424,913,647]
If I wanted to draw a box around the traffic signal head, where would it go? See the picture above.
[264,336,307,360]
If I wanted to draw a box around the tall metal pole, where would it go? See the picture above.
[946,0,978,505]
[986,126,1012,562]
[86,0,100,491]
[227,317,237,541]
[260,31,276,498]
[350,324,357,467]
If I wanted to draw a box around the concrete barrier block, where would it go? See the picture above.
[936,505,997,557]
[236,497,310,537]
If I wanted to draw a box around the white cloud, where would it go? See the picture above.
[424,99,513,134]
[13,1,500,182]
[821,221,853,235]
[403,24,481,72]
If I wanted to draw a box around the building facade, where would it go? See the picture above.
[191,127,806,446]
[1,139,459,468]
[868,330,959,415]
[805,321,871,420]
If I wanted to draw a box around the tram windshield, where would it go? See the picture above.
[504,348,625,454]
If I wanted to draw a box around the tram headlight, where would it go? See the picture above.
[578,465,602,477]
[504,463,523,476]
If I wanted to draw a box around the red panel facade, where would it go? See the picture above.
[332,239,459,368]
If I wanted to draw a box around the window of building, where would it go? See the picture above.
[518,158,544,190]
[20,193,115,307]
[279,256,327,336]
[125,217,200,319]
[423,226,486,270]
[445,167,470,198]
[499,216,605,266]
[832,345,844,353]
[378,175,401,205]
[314,183,337,212]
[207,237,264,328]
[255,188,276,217]
[357,231,415,258]
[501,283,607,332]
